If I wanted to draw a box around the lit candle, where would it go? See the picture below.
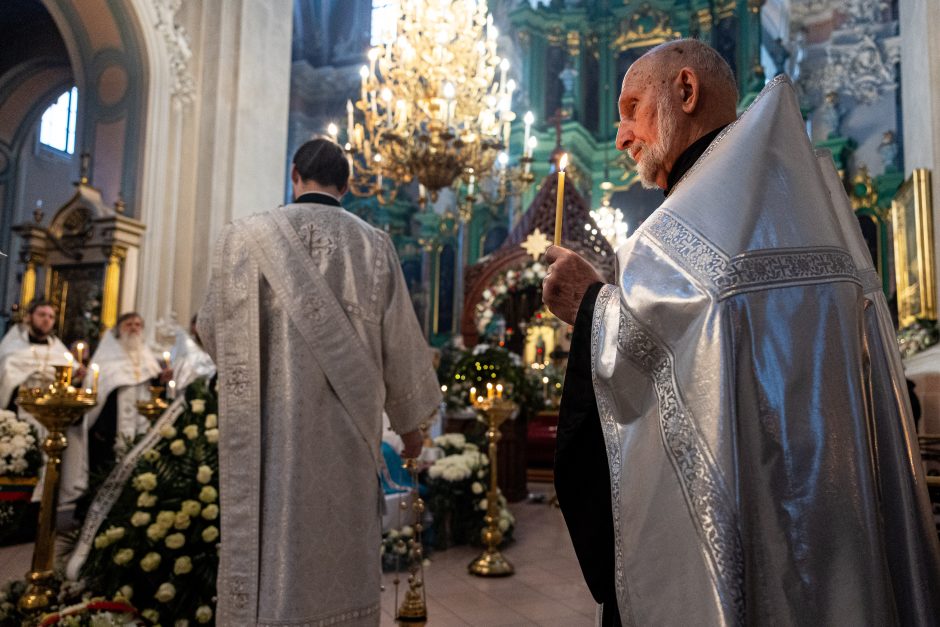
[487,382,494,399]
[346,100,354,138]
[469,386,477,405]
[523,111,534,152]
[162,351,172,370]
[542,375,550,398]
[496,383,503,399]
[75,342,85,364]
[168,380,177,400]
[368,47,381,79]
[554,153,568,245]
[64,352,73,386]
[91,363,100,395]
[327,122,338,140]
[467,174,475,197]
[526,135,537,160]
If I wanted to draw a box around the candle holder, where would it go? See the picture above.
[15,365,97,614]
[468,396,516,577]
[136,386,168,423]
[395,458,428,625]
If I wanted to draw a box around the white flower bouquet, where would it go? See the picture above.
[0,409,42,546]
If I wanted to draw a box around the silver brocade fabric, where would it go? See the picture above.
[591,76,940,625]
[198,204,441,626]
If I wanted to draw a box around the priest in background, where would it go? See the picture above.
[198,137,441,626]
[0,299,74,501]
[60,312,169,504]
[543,40,940,626]
[0,299,72,411]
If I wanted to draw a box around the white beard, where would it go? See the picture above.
[119,332,144,356]
[635,90,678,190]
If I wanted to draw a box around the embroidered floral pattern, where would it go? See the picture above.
[614,300,745,623]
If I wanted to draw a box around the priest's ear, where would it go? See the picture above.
[674,67,701,115]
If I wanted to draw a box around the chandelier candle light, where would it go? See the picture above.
[554,153,568,245]
[344,0,517,203]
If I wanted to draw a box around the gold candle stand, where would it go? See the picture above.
[135,385,168,423]
[395,457,428,625]
[16,365,97,614]
[468,397,516,577]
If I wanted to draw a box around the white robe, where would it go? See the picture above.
[0,324,71,500]
[199,202,441,626]
[60,333,161,504]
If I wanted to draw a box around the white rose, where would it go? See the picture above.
[142,609,159,623]
[427,465,442,479]
[10,458,27,473]
[496,284,507,295]
[174,556,193,575]
[479,498,488,510]
[165,532,186,549]
[105,526,125,541]
[205,428,219,444]
[482,289,493,301]
[132,472,157,492]
[146,522,168,542]
[181,500,201,517]
[201,504,219,520]
[175,620,190,627]
[11,421,29,436]
[10,435,26,449]
[190,399,206,414]
[196,465,213,484]
[113,548,134,566]
[154,582,176,603]
[170,439,186,456]
[205,414,218,429]
[174,512,191,530]
[401,526,413,537]
[159,425,177,439]
[93,534,110,550]
[156,510,176,527]
[142,448,160,462]
[118,585,133,600]
[195,606,213,623]
[498,518,510,532]
[199,486,218,503]
[471,482,484,495]
[137,492,157,508]
[130,511,151,527]
[140,552,161,572]
[183,424,199,440]
[202,525,220,543]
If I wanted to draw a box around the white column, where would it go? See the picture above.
[900,0,940,287]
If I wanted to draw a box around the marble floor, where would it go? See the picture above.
[0,484,596,626]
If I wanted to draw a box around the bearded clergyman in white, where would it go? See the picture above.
[0,299,75,500]
[60,312,169,504]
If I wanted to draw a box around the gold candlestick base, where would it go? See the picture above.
[136,385,168,422]
[468,397,516,578]
[16,365,97,615]
[396,576,427,624]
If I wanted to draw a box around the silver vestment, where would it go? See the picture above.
[591,76,940,625]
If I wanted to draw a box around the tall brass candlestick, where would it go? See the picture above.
[16,365,97,614]
[468,397,516,577]
[136,385,169,423]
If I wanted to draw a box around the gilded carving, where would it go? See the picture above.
[611,3,679,51]
[566,31,581,58]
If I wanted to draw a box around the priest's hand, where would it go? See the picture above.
[401,429,423,459]
[542,245,604,325]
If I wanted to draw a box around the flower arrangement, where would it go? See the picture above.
[0,409,42,546]
[380,525,422,572]
[475,262,548,335]
[77,378,219,626]
[898,318,939,358]
[424,433,514,548]
[0,580,140,627]
[0,409,40,477]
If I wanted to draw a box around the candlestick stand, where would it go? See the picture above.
[395,457,428,625]
[16,365,97,614]
[468,397,516,577]
[135,385,168,423]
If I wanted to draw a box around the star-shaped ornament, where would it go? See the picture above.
[521,228,551,260]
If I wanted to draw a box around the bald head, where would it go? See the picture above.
[616,39,738,189]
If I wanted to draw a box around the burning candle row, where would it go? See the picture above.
[469,382,504,407]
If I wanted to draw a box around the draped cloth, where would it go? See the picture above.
[575,76,940,625]
[198,202,441,626]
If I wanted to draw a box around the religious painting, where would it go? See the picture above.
[48,263,105,351]
[892,169,935,327]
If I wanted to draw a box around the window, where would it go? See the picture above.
[370,0,399,46]
[39,87,78,154]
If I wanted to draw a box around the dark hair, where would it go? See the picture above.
[27,298,56,315]
[292,138,350,190]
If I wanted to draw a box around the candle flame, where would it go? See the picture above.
[64,352,73,362]
[559,153,568,171]
[91,363,100,373]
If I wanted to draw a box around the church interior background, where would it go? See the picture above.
[0,0,939,624]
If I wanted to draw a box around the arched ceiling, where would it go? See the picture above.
[0,0,69,81]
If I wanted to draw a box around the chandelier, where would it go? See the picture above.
[343,0,517,205]
[590,183,630,250]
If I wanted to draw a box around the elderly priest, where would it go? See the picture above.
[543,40,940,626]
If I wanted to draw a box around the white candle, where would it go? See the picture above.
[346,100,354,138]
[467,174,475,196]
[91,363,100,394]
[168,380,177,400]
[359,66,369,101]
[523,111,534,152]
[76,342,85,364]
[64,352,74,386]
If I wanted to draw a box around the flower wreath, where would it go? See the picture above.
[474,260,548,334]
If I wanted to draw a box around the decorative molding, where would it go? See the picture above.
[611,3,678,52]
[152,0,194,106]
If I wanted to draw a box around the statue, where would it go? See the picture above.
[877,130,899,173]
